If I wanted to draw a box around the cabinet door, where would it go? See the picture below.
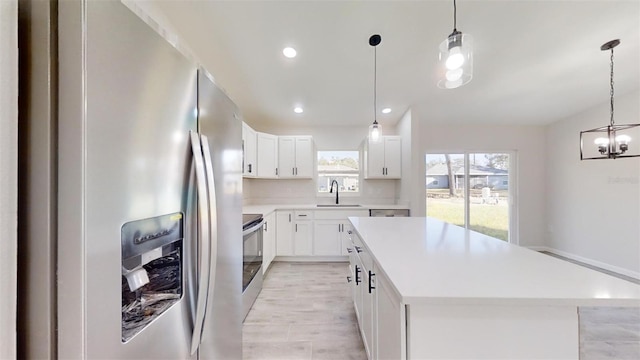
[263,212,277,273]
[257,132,278,178]
[313,221,342,255]
[384,136,402,178]
[294,136,313,178]
[376,265,404,360]
[276,211,293,255]
[362,268,375,359]
[242,122,257,177]
[366,138,386,179]
[293,221,313,255]
[278,136,296,178]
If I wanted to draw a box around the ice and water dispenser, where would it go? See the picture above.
[121,213,184,342]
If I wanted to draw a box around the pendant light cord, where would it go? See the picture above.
[610,48,615,126]
[374,45,377,124]
[453,0,457,31]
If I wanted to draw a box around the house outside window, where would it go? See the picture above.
[317,151,359,194]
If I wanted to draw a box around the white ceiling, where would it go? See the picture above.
[141,0,640,129]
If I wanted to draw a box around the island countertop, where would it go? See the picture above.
[349,216,640,306]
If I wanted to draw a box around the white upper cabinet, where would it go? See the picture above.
[364,136,401,179]
[256,132,278,178]
[278,136,314,179]
[242,122,257,177]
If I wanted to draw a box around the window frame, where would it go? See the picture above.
[425,151,517,244]
[316,149,361,197]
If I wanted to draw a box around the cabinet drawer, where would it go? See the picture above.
[314,209,369,220]
[294,210,314,220]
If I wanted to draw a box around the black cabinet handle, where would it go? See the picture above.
[346,276,352,283]
[354,245,363,253]
[346,248,353,253]
[276,168,278,176]
[347,230,352,235]
[355,265,361,285]
[289,213,291,222]
[248,163,252,173]
[368,271,376,293]
[264,222,268,232]
[295,224,298,232]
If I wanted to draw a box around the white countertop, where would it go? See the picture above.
[349,216,640,306]
[243,203,409,216]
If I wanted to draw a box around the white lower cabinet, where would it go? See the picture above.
[294,221,313,255]
[374,264,404,360]
[276,211,293,256]
[274,209,368,258]
[349,232,405,360]
[362,267,375,360]
[314,210,368,257]
[262,212,276,273]
[313,221,342,255]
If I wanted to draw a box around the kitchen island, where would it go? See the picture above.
[348,216,640,360]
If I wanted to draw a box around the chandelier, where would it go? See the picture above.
[580,39,640,160]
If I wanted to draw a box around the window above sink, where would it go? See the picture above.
[317,150,360,196]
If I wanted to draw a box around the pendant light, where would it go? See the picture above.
[580,39,640,160]
[369,34,382,142]
[437,0,473,89]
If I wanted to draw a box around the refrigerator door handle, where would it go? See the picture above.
[189,131,212,355]
[200,134,219,315]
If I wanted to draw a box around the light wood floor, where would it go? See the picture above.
[243,262,639,360]
[243,262,366,359]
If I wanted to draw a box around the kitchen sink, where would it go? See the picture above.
[316,204,363,208]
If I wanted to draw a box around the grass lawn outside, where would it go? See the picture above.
[426,198,509,241]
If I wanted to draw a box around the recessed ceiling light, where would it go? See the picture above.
[283,47,297,58]
[382,108,392,114]
[294,106,304,114]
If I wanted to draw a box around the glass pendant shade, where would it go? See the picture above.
[437,33,473,89]
[580,124,640,159]
[369,122,382,142]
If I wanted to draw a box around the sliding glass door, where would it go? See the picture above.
[426,152,513,242]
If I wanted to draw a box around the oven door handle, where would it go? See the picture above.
[190,132,212,355]
[242,219,265,236]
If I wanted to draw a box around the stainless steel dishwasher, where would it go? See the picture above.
[369,209,410,217]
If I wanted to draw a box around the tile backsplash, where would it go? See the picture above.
[243,178,398,205]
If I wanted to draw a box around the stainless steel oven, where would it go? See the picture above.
[242,214,264,320]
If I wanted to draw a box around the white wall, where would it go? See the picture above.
[396,109,420,215]
[243,125,399,205]
[408,111,547,248]
[0,0,18,358]
[546,90,640,277]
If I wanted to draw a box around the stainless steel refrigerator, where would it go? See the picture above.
[18,0,242,358]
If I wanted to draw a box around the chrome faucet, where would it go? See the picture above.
[329,179,339,204]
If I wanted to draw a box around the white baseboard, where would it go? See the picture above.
[524,246,640,280]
